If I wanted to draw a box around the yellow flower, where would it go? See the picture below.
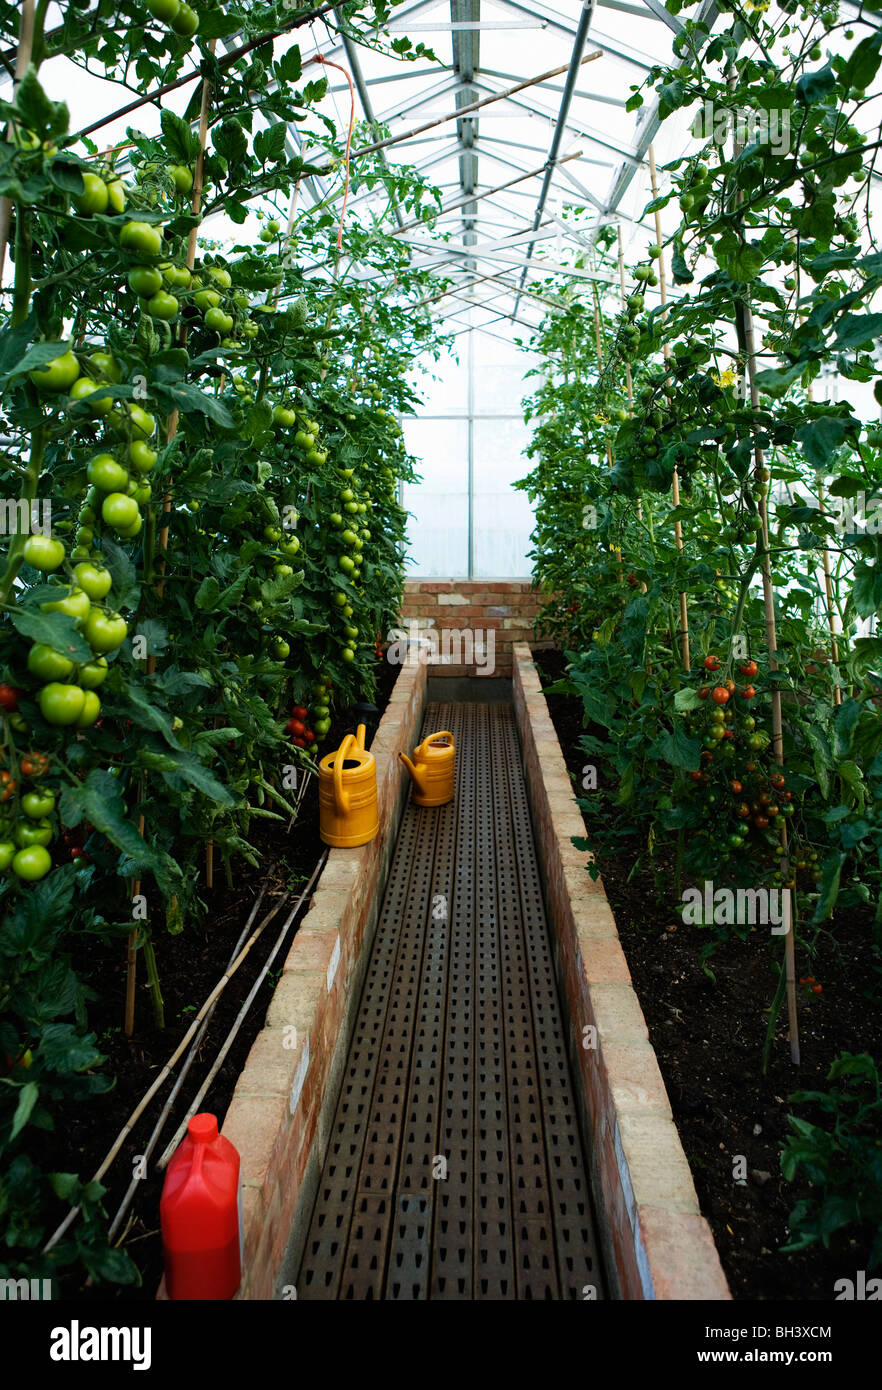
[712,368,737,388]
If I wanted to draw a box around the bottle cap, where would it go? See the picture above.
[188,1113,219,1144]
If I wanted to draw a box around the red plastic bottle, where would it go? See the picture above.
[160,1113,242,1300]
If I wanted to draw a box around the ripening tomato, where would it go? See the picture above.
[711,686,730,705]
[0,770,17,801]
[20,752,49,780]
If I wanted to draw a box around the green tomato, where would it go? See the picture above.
[87,454,129,493]
[340,488,355,503]
[132,482,151,505]
[341,647,355,663]
[16,816,54,845]
[329,513,343,528]
[207,267,232,289]
[78,658,108,690]
[75,528,93,547]
[119,219,163,260]
[193,289,222,311]
[21,785,55,819]
[274,563,294,578]
[128,265,163,297]
[263,525,282,542]
[23,534,65,572]
[271,637,290,659]
[147,290,179,321]
[344,625,358,641]
[12,845,51,880]
[40,588,91,623]
[38,683,86,725]
[30,349,80,393]
[342,604,353,618]
[116,514,143,540]
[76,691,101,727]
[338,555,355,574]
[74,562,113,601]
[0,841,15,871]
[73,172,108,216]
[161,262,192,290]
[27,643,74,681]
[273,406,298,428]
[204,308,234,335]
[107,179,127,214]
[294,431,315,450]
[146,0,181,19]
[69,376,114,416]
[333,592,347,608]
[280,537,300,557]
[129,440,158,474]
[341,529,358,545]
[344,501,360,515]
[128,405,156,439]
[101,493,140,533]
[90,351,122,383]
[170,165,193,195]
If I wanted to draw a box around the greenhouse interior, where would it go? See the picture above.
[1,0,881,1330]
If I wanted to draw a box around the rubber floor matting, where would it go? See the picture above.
[295,701,605,1300]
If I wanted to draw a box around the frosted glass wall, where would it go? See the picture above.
[402,321,541,578]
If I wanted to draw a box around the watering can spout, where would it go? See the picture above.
[399,751,426,794]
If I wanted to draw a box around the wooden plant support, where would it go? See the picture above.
[649,144,690,670]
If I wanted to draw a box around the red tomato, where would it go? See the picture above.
[740,684,756,699]
[730,781,742,793]
[711,686,730,705]
[812,983,823,995]
[753,815,769,829]
[0,684,22,712]
[291,705,308,720]
[689,770,703,781]
[740,660,758,678]
[703,655,720,671]
[289,718,306,737]
[697,686,710,700]
[303,728,315,743]
[292,736,305,748]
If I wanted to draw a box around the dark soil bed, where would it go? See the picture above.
[534,647,882,1302]
[40,656,400,1301]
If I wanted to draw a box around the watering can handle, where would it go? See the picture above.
[426,731,453,747]
[333,734,355,817]
[355,723,367,750]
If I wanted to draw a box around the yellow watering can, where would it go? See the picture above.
[318,724,379,847]
[400,731,455,807]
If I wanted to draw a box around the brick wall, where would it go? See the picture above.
[204,658,427,1301]
[400,579,552,678]
[511,643,730,1301]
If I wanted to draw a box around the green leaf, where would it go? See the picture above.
[795,415,848,466]
[11,1082,39,1140]
[194,575,221,611]
[648,727,701,772]
[138,749,238,807]
[9,606,93,662]
[59,769,180,894]
[796,61,837,105]
[833,313,882,352]
[160,107,202,163]
[153,381,235,428]
[851,561,882,619]
[15,66,69,140]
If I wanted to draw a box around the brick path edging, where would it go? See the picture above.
[512,642,731,1301]
[202,658,426,1300]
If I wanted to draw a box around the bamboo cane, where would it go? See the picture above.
[649,144,690,669]
[44,880,300,1253]
[0,0,36,284]
[816,475,843,707]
